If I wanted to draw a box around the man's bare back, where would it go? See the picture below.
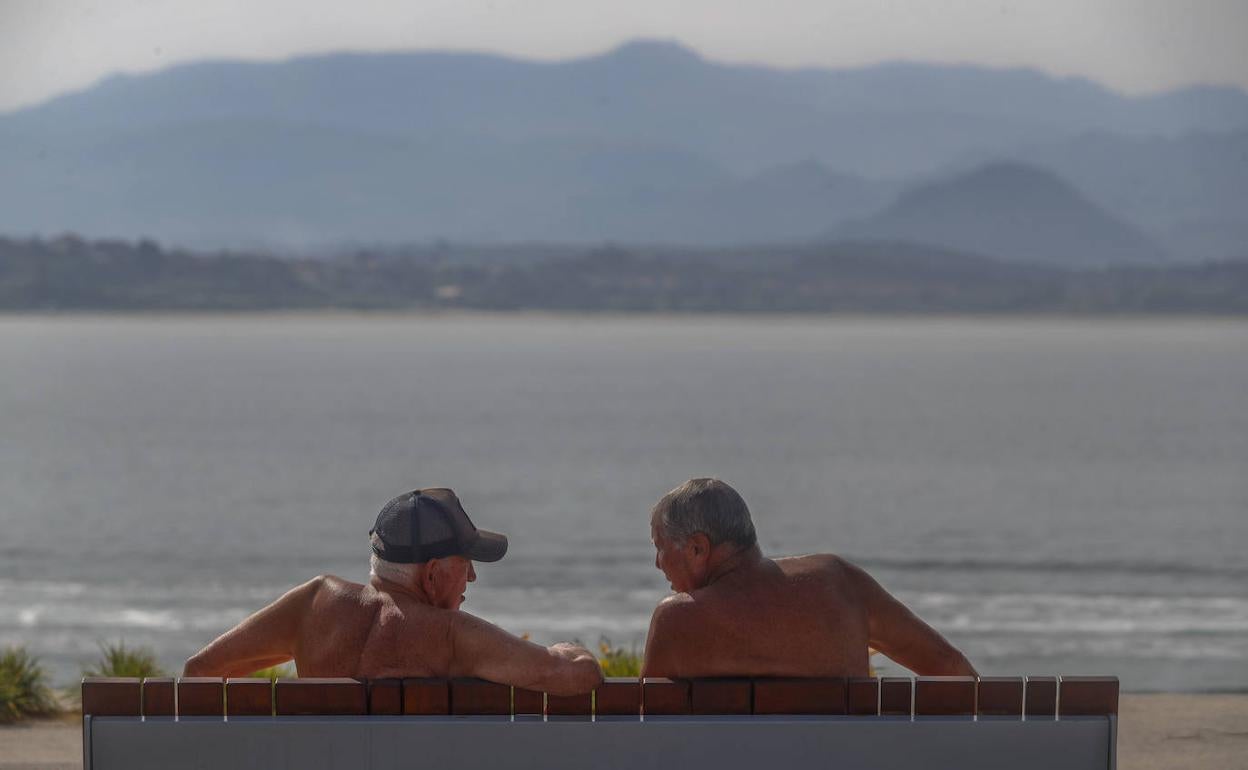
[641,479,976,679]
[185,489,602,695]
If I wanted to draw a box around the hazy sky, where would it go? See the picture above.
[2,0,1247,112]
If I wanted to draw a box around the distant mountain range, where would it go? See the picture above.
[2,40,1246,262]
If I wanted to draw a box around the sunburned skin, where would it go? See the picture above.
[641,516,978,679]
[184,556,602,696]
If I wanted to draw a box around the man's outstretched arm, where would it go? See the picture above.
[844,560,978,677]
[448,611,603,696]
[183,577,321,677]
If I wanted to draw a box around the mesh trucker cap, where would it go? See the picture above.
[370,488,508,564]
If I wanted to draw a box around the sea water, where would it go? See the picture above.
[1,314,1244,691]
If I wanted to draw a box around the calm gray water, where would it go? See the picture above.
[1,315,1245,692]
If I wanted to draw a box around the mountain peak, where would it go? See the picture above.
[599,39,703,66]
[837,161,1167,267]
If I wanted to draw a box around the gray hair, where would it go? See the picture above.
[652,478,757,548]
[370,553,421,586]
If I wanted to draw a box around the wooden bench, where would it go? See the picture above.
[81,674,1119,769]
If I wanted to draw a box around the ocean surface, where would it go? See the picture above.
[1,314,1245,692]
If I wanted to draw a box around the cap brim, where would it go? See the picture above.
[465,529,508,562]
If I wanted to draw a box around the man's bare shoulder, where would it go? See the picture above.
[650,592,701,622]
[775,553,854,577]
[303,574,371,609]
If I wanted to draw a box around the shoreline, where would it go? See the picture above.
[2,309,1247,323]
[4,694,1246,769]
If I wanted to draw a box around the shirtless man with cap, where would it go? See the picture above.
[641,478,977,679]
[184,488,602,696]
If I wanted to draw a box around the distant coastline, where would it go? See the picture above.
[3,235,1246,315]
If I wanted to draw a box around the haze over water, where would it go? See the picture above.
[1,315,1245,692]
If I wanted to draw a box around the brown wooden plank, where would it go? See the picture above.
[594,678,640,718]
[914,676,976,716]
[274,678,366,715]
[977,676,1024,718]
[225,678,273,716]
[176,677,224,717]
[450,678,509,716]
[846,677,880,715]
[367,679,402,715]
[690,679,752,715]
[880,677,912,717]
[81,678,141,717]
[513,687,544,716]
[752,678,847,715]
[1059,676,1120,716]
[642,678,690,716]
[1025,676,1058,720]
[402,678,450,715]
[142,678,175,717]
[547,691,592,717]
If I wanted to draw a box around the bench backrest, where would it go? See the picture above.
[82,675,1118,770]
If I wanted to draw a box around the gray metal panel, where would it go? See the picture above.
[90,715,1113,770]
[1108,715,1118,770]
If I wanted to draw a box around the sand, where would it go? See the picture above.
[2,694,1245,769]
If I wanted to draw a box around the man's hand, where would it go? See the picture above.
[550,642,596,663]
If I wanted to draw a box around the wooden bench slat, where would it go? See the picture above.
[1026,676,1058,720]
[977,676,1024,718]
[752,678,847,715]
[82,677,141,717]
[176,677,224,717]
[880,677,912,717]
[367,679,402,715]
[846,677,880,715]
[642,678,690,716]
[594,678,640,718]
[274,678,366,715]
[513,687,544,716]
[915,676,976,717]
[547,691,592,718]
[451,678,509,716]
[142,678,175,717]
[402,678,450,715]
[691,679,752,715]
[225,678,273,716]
[1059,676,1119,717]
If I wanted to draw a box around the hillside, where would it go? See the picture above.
[835,162,1169,267]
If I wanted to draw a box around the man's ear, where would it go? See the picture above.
[422,559,440,588]
[687,532,712,559]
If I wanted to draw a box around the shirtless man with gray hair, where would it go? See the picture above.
[641,478,977,679]
[185,488,602,696]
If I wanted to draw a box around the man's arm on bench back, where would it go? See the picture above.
[183,577,320,677]
[845,560,978,677]
[448,611,603,696]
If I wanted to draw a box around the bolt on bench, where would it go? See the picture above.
[81,674,1119,769]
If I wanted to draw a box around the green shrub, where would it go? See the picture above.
[0,646,59,723]
[82,641,168,679]
[247,664,296,680]
[596,638,642,677]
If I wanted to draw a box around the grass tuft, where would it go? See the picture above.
[597,638,642,677]
[82,641,168,679]
[246,664,296,680]
[0,646,59,723]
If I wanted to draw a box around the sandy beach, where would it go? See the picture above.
[2,694,1244,769]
